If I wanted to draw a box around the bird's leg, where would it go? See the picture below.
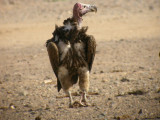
[78,67,90,107]
[67,91,74,108]
[79,92,85,106]
[80,91,89,106]
[82,92,87,103]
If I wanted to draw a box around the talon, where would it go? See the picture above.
[82,99,86,103]
[69,103,74,108]
[79,92,90,107]
[79,101,86,107]
[84,102,90,107]
[79,100,90,107]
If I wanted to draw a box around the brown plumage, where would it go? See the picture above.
[46,3,97,107]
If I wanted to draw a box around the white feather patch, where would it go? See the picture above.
[58,41,71,61]
[55,35,59,42]
[74,42,84,50]
[74,42,84,56]
[64,22,73,30]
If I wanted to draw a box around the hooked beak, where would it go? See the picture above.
[89,5,97,13]
[80,3,97,15]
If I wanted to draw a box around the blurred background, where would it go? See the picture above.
[0,0,160,120]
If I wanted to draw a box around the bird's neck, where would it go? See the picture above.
[63,17,82,30]
[72,16,83,29]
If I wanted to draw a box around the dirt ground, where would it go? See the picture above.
[0,0,160,120]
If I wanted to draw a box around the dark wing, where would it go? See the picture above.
[47,41,62,92]
[86,35,96,71]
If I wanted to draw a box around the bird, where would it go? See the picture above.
[46,3,97,107]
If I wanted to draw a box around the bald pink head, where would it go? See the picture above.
[73,3,83,23]
[73,3,97,26]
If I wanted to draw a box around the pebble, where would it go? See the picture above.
[19,90,28,96]
[100,70,104,73]
[44,79,53,84]
[23,90,29,96]
[138,109,142,114]
[10,103,16,109]
[35,116,41,120]
[44,76,52,80]
[10,105,16,109]
[97,113,106,119]
[120,78,130,82]
[101,79,106,83]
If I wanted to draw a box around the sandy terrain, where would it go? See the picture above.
[0,0,160,120]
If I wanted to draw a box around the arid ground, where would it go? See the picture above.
[0,0,160,120]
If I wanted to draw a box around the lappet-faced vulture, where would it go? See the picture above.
[46,3,97,107]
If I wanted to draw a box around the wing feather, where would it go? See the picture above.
[47,41,62,92]
[86,35,96,71]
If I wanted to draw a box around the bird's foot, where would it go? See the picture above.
[69,102,74,108]
[80,100,90,107]
[83,102,91,107]
[69,101,89,108]
[79,101,87,107]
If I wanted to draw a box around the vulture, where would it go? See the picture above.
[46,3,97,107]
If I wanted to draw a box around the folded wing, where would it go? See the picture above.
[86,35,96,71]
[47,41,62,92]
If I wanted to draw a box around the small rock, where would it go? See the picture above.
[101,79,106,83]
[98,113,106,119]
[19,90,28,96]
[111,69,123,73]
[35,116,41,120]
[139,66,144,69]
[31,111,36,115]
[24,104,30,107]
[120,39,124,41]
[114,116,120,120]
[45,104,50,110]
[121,78,130,82]
[44,79,53,84]
[7,91,12,94]
[138,109,142,114]
[149,77,153,80]
[10,105,15,109]
[156,88,160,93]
[127,90,146,95]
[10,103,16,109]
[23,90,29,96]
[14,72,22,76]
[44,76,52,80]
[149,6,154,10]
[100,71,104,73]
[154,97,160,101]
[100,113,106,116]
[108,98,112,100]
[28,109,33,112]
[9,0,14,4]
